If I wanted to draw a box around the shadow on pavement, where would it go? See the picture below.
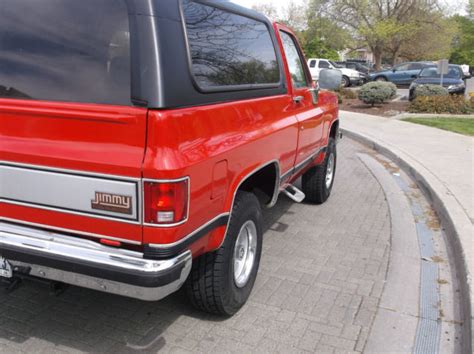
[0,194,295,352]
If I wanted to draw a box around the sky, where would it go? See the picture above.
[231,0,468,15]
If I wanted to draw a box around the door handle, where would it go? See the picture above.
[293,96,304,103]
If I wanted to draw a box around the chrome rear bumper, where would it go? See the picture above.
[0,222,192,301]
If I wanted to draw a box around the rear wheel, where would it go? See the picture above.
[186,192,263,315]
[302,137,337,204]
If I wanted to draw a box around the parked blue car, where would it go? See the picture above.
[369,62,432,85]
[408,65,466,101]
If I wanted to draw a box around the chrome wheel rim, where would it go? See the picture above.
[325,153,335,189]
[233,220,257,288]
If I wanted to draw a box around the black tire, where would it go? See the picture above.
[375,76,387,82]
[186,192,263,316]
[302,137,337,204]
[341,75,350,87]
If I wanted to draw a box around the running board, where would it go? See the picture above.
[283,185,305,203]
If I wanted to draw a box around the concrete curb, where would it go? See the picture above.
[358,153,420,353]
[341,127,473,353]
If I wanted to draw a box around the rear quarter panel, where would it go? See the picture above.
[142,95,298,255]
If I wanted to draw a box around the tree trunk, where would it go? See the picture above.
[373,48,383,71]
[391,48,400,66]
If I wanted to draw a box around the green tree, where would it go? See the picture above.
[253,0,345,61]
[396,17,458,62]
[301,36,340,60]
[300,1,350,60]
[450,14,474,67]
[309,0,446,69]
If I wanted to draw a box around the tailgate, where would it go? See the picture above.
[0,99,148,244]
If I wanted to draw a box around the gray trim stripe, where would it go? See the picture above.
[0,161,141,181]
[147,212,230,249]
[1,164,140,222]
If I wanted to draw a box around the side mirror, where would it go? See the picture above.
[411,74,417,78]
[318,69,343,91]
[392,69,397,72]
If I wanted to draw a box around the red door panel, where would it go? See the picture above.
[275,25,324,167]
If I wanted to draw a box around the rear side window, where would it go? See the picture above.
[409,63,425,70]
[0,0,131,105]
[319,61,330,69]
[182,0,280,90]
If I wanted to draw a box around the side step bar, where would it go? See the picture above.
[283,185,305,203]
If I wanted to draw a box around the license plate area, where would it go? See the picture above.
[0,257,13,278]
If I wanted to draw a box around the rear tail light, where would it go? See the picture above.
[144,179,189,225]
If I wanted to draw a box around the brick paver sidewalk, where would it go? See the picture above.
[0,139,390,353]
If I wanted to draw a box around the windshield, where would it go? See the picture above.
[419,67,462,79]
[329,61,342,68]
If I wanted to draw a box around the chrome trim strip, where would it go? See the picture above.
[267,161,281,208]
[141,176,191,228]
[218,160,280,248]
[0,222,171,270]
[147,212,230,248]
[280,168,293,183]
[0,161,141,182]
[0,217,141,245]
[280,146,327,183]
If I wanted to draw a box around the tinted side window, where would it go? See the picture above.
[280,31,308,89]
[182,0,280,89]
[309,60,317,68]
[319,61,330,69]
[0,0,131,105]
[409,63,424,70]
[448,66,463,78]
[395,63,410,71]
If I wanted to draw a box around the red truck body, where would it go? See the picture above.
[0,0,338,314]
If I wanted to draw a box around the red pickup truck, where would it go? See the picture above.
[0,0,340,315]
